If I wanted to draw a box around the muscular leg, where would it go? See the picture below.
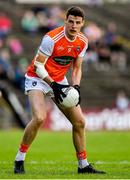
[14,90,47,173]
[15,90,47,163]
[58,104,106,174]
[21,90,47,146]
[58,105,86,152]
[57,104,89,169]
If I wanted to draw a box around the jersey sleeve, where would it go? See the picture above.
[78,43,88,58]
[39,35,54,56]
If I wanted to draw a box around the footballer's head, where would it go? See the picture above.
[65,6,85,39]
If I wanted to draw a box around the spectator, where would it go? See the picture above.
[115,90,130,111]
[104,22,117,46]
[21,10,39,35]
[96,39,111,71]
[49,5,63,19]
[48,6,64,30]
[83,22,103,43]
[104,22,127,71]
[36,11,50,34]
[13,57,28,91]
[0,12,12,39]
[84,42,99,71]
[7,36,23,55]
[0,48,14,80]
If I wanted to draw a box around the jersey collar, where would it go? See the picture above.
[64,26,77,42]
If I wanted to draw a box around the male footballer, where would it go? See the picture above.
[14,6,106,174]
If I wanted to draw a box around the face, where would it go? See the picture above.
[65,15,84,40]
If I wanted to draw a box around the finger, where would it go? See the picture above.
[61,91,66,98]
[55,96,60,104]
[59,95,63,102]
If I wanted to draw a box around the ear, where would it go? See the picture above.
[64,17,67,24]
[82,20,85,27]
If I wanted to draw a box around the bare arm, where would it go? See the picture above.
[72,57,83,86]
[34,51,54,85]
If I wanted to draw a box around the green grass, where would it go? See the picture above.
[0,130,130,179]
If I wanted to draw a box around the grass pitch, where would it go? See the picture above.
[0,130,130,179]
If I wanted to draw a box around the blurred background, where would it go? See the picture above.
[0,0,130,131]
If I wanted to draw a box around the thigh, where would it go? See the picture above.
[25,75,52,95]
[59,105,85,125]
[28,90,46,117]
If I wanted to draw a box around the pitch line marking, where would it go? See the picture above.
[0,160,130,165]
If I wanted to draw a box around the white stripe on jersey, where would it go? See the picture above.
[54,34,64,43]
[52,30,64,41]
[78,34,88,43]
[78,37,88,44]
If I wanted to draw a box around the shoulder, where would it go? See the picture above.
[41,35,54,45]
[77,32,88,45]
[39,35,55,56]
[46,26,64,41]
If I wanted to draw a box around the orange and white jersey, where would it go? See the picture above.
[27,26,88,82]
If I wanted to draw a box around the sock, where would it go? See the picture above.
[76,151,89,168]
[15,150,26,161]
[15,144,29,161]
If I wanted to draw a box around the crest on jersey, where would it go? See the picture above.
[76,46,80,52]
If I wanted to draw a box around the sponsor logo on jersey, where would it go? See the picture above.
[53,56,75,65]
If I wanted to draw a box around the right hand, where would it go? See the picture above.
[50,81,70,104]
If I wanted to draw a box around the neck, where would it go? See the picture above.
[65,28,76,41]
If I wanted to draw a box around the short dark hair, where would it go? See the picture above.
[66,6,85,20]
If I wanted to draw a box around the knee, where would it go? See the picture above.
[33,112,47,127]
[73,118,85,130]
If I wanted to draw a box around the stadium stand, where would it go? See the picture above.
[0,0,130,129]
